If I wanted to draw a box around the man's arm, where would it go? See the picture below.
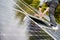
[43,7,49,14]
[39,7,42,13]
[39,0,45,13]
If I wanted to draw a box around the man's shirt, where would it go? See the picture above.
[39,0,59,7]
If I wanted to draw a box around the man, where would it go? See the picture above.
[35,0,59,30]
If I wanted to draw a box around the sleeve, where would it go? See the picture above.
[39,0,44,8]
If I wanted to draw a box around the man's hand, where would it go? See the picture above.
[39,13,45,18]
[34,13,45,18]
